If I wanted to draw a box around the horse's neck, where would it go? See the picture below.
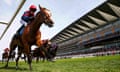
[30,14,43,34]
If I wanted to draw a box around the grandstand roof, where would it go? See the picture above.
[51,0,120,44]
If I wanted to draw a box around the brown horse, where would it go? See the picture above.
[32,39,52,62]
[5,5,54,70]
[32,40,58,62]
[32,48,46,62]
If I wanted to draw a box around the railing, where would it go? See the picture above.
[0,0,26,39]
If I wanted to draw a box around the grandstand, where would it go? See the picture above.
[51,0,120,58]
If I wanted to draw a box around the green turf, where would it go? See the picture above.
[0,55,120,72]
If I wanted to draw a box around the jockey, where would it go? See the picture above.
[17,4,37,35]
[4,48,10,53]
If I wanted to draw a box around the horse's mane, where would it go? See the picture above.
[35,11,41,17]
[35,8,50,17]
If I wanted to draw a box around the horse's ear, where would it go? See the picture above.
[39,4,42,10]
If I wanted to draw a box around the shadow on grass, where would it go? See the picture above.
[0,66,28,71]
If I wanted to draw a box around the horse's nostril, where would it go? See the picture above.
[49,24,53,27]
[51,21,54,24]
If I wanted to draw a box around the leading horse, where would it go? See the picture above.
[5,5,54,70]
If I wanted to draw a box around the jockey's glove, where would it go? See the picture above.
[24,22,27,27]
[29,17,34,21]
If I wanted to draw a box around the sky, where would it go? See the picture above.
[0,0,106,59]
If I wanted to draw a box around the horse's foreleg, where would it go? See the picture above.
[27,53,32,70]
[36,56,39,63]
[24,54,27,63]
[24,43,32,70]
[5,51,12,68]
[41,46,52,60]
[43,57,46,62]
[2,57,4,63]
[16,52,22,69]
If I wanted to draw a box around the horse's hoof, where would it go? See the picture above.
[30,68,32,71]
[52,59,56,62]
[29,66,32,71]
[16,66,18,70]
[4,64,8,68]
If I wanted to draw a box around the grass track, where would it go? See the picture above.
[0,55,120,72]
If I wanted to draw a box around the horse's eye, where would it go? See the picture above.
[48,15,50,17]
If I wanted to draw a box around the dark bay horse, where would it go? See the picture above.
[32,39,52,62]
[5,5,54,70]
[32,48,46,62]
[2,52,9,63]
[2,49,16,63]
[32,41,58,62]
[48,43,58,61]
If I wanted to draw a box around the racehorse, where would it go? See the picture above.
[32,41,58,62]
[32,39,52,62]
[48,43,58,61]
[2,49,15,63]
[32,48,46,62]
[2,52,9,63]
[5,5,54,70]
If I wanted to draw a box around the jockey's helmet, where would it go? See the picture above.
[29,4,37,12]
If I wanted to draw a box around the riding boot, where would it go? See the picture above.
[15,25,24,40]
[17,25,25,35]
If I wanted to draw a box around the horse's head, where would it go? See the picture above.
[38,5,54,27]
